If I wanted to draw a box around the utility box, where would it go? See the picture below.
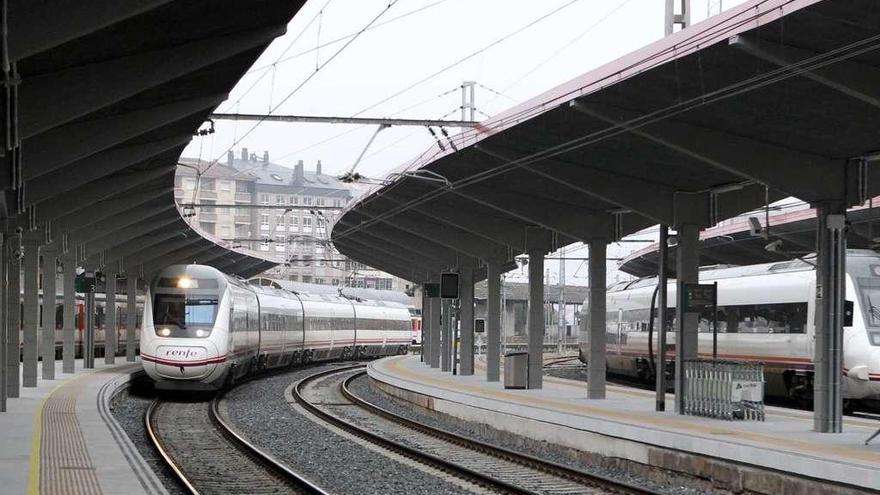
[504,352,529,389]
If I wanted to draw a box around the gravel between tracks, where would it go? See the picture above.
[110,379,186,495]
[347,374,709,495]
[221,363,473,495]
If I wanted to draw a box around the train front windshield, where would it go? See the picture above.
[153,276,219,338]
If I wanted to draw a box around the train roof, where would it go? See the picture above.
[611,249,880,293]
[247,282,409,309]
[248,277,412,306]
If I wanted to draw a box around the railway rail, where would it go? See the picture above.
[294,365,659,495]
[145,392,328,495]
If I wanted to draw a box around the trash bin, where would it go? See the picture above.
[504,351,529,389]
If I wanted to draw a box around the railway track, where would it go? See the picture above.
[294,365,660,495]
[145,393,328,495]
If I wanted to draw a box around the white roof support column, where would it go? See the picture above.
[61,252,76,374]
[104,269,118,365]
[459,266,476,376]
[40,244,58,380]
[587,237,607,400]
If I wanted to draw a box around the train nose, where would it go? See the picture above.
[146,341,221,380]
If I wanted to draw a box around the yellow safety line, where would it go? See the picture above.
[26,368,100,495]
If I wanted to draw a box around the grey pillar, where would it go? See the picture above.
[674,223,700,413]
[104,270,117,364]
[429,295,440,368]
[0,234,6,411]
[125,276,138,362]
[22,237,40,387]
[420,290,429,363]
[814,203,846,433]
[7,246,21,397]
[441,299,451,372]
[41,247,58,380]
[62,254,76,373]
[527,249,545,389]
[486,261,502,382]
[459,268,475,376]
[655,225,669,411]
[588,238,607,399]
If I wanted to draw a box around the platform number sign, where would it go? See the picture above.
[682,283,716,313]
[424,283,440,298]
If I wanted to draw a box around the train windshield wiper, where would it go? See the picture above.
[867,294,880,325]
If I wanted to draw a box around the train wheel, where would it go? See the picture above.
[341,347,352,360]
[302,349,312,364]
[290,351,300,367]
[398,345,407,355]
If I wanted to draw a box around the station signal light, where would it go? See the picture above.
[440,272,459,299]
[424,283,440,298]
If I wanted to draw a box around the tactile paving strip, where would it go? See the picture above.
[39,373,103,495]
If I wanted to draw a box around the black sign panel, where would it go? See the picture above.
[683,283,716,312]
[474,318,485,333]
[424,283,440,298]
[440,272,459,299]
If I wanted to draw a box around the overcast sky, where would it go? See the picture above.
[184,0,748,286]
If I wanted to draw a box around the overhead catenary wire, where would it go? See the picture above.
[333,24,880,243]
[350,0,583,118]
[202,0,402,176]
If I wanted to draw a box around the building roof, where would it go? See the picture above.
[474,281,588,305]
[226,149,351,196]
[177,158,257,181]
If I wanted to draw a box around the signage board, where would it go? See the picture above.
[474,318,485,333]
[682,283,716,313]
[440,272,459,299]
[424,283,440,298]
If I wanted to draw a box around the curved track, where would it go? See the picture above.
[294,366,660,495]
[146,393,328,495]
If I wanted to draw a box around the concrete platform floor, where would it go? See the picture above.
[0,359,167,495]
[370,354,880,493]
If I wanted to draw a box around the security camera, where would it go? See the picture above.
[764,240,784,253]
[749,217,764,237]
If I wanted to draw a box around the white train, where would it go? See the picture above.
[580,249,880,408]
[142,264,412,391]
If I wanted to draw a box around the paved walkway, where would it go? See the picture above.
[371,354,880,492]
[0,359,167,495]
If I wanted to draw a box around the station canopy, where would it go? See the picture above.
[4,0,305,278]
[331,0,880,283]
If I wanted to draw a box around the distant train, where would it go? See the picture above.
[142,265,412,391]
[580,249,880,408]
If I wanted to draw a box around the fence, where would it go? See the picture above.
[683,358,765,421]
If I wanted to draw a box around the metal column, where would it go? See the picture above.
[41,247,58,380]
[0,234,6,411]
[84,288,95,369]
[7,244,20,397]
[62,254,76,372]
[421,290,429,363]
[459,269,475,376]
[104,271,117,364]
[125,276,138,362]
[655,225,669,411]
[22,238,39,387]
[675,224,700,413]
[814,204,846,433]
[527,250,545,389]
[441,299,451,372]
[486,261,502,382]
[428,295,440,368]
[587,239,607,399]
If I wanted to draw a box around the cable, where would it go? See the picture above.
[333,24,880,242]
[350,0,584,117]
[203,0,402,176]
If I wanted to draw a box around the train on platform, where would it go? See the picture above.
[141,264,412,391]
[579,249,880,409]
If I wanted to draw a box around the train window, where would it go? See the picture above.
[153,294,218,337]
[870,333,880,346]
[859,278,880,328]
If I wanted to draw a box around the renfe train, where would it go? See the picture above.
[580,249,880,408]
[142,264,412,391]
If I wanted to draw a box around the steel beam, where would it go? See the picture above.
[211,113,479,128]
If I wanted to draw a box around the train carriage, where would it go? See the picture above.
[580,249,880,407]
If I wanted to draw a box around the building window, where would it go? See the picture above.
[303,197,313,206]
[199,222,215,234]
[290,217,298,226]
[220,180,232,191]
[332,279,340,286]
[200,178,215,191]
[303,217,312,228]
[182,178,196,190]
[202,199,215,213]
[314,278,324,285]
[235,180,250,193]
[333,199,340,207]
[276,194,285,204]
[290,196,299,205]
[260,194,269,205]
[259,244,269,252]
[316,197,325,206]
[260,214,269,226]
[302,276,312,284]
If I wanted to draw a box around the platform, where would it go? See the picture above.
[369,355,880,494]
[0,359,167,495]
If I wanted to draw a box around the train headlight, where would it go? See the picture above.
[177,277,193,288]
[195,329,207,338]
[159,328,171,337]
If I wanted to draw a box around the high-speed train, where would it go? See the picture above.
[141,264,412,391]
[580,249,880,407]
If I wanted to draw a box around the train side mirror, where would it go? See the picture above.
[844,300,854,327]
